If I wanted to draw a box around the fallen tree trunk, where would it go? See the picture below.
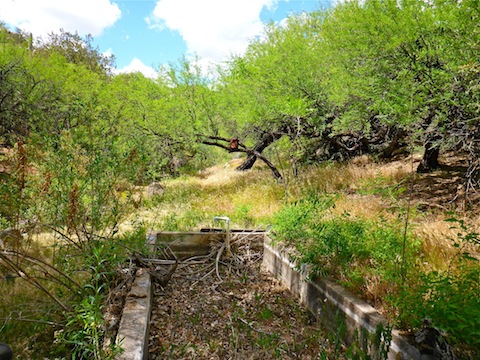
[235,131,283,171]
[200,135,283,181]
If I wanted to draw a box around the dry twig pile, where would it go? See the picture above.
[148,233,340,359]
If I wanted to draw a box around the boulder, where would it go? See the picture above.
[146,182,165,198]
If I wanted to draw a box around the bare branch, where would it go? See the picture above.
[0,252,72,312]
[1,250,82,291]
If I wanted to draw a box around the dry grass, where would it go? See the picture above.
[132,153,479,273]
[290,155,411,196]
[130,166,286,232]
[332,194,387,218]
[414,218,459,269]
[413,213,480,272]
[4,153,478,356]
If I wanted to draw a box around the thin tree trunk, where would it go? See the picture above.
[252,150,283,180]
[417,137,440,173]
[236,154,257,171]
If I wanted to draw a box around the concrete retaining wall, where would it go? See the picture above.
[115,233,422,359]
[115,268,152,360]
[262,240,421,360]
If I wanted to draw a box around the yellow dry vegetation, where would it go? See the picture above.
[132,154,479,275]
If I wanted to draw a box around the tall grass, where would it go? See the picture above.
[135,167,286,231]
[136,155,479,354]
[136,155,411,231]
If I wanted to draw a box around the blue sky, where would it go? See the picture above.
[0,0,331,77]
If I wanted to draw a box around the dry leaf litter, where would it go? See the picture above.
[148,233,344,359]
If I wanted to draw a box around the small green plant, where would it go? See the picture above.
[0,215,9,232]
[395,217,480,350]
[446,216,480,254]
[373,323,393,360]
[234,204,255,228]
[259,307,274,320]
[53,232,146,360]
[189,312,202,325]
[255,332,280,349]
[58,293,108,360]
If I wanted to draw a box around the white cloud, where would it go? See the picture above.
[148,0,278,65]
[103,48,114,58]
[114,58,158,79]
[0,0,121,37]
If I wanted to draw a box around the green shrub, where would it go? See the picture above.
[272,194,417,280]
[271,194,336,247]
[394,219,480,351]
[53,228,147,359]
[272,195,480,353]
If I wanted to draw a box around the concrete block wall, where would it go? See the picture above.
[262,240,421,360]
[115,268,152,360]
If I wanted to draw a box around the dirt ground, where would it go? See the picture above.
[148,237,344,360]
[401,153,479,212]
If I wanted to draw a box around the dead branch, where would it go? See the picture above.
[0,252,72,312]
[0,317,63,327]
[215,242,226,282]
[200,135,283,180]
[1,250,82,291]
[41,224,83,250]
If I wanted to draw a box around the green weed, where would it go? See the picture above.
[234,204,255,228]
[393,217,480,350]
[272,193,479,354]
[358,174,407,200]
[259,307,274,320]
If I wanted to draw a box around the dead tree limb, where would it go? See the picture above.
[1,250,82,292]
[0,252,72,312]
[200,136,283,180]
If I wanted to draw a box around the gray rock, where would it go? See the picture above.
[0,343,13,360]
[147,182,165,198]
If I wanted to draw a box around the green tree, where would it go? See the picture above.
[0,27,107,146]
[321,0,480,171]
[211,14,332,178]
[105,61,214,179]
[34,29,115,76]
[0,28,38,145]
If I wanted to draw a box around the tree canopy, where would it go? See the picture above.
[1,3,479,356]
[1,0,479,181]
